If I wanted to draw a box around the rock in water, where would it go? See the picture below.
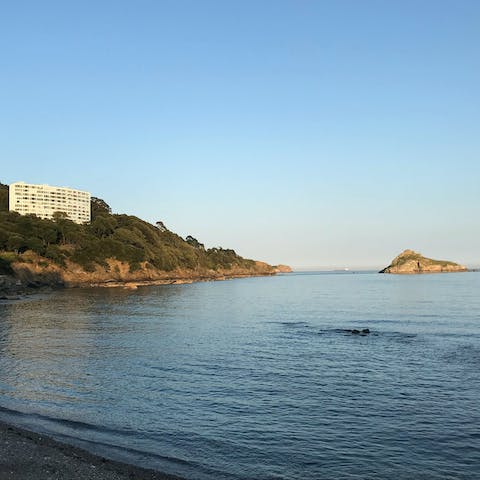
[379,250,467,274]
[349,328,370,335]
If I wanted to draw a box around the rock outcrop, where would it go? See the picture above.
[3,253,287,291]
[379,249,467,274]
[273,264,293,273]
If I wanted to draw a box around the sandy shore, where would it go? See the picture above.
[0,421,183,480]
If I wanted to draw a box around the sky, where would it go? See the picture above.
[1,0,479,268]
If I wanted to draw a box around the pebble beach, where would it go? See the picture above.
[0,421,181,480]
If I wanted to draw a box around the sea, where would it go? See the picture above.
[0,271,479,480]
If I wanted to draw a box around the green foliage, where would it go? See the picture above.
[91,197,112,219]
[0,183,8,212]
[6,234,27,253]
[44,245,66,266]
[0,252,17,274]
[205,247,255,270]
[186,235,205,250]
[90,214,118,237]
[0,203,257,273]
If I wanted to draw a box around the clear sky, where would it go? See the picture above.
[1,1,479,268]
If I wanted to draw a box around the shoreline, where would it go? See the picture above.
[0,419,184,480]
[0,270,281,299]
[87,271,276,289]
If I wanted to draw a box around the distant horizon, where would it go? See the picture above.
[290,263,480,272]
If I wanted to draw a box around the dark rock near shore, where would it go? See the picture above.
[0,275,23,296]
[0,274,57,300]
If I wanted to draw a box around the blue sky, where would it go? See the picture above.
[1,0,479,268]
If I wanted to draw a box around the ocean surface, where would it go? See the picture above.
[0,272,479,479]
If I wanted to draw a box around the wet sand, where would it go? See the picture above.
[0,421,183,480]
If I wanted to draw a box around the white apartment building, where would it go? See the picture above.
[9,182,91,224]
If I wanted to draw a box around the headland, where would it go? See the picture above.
[0,185,291,297]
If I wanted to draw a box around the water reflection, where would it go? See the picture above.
[0,285,192,414]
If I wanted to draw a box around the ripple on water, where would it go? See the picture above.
[0,273,480,479]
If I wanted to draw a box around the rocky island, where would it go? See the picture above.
[379,249,468,274]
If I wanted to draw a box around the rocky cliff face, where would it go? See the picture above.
[379,249,467,274]
[4,253,282,292]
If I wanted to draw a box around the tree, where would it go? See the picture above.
[185,235,205,250]
[90,214,117,238]
[52,212,77,245]
[155,221,168,232]
[0,183,9,212]
[91,197,112,219]
[6,234,26,253]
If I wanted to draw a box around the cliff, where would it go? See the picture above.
[5,254,276,291]
[379,249,467,274]
[1,252,280,296]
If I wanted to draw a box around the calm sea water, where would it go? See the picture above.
[0,272,479,479]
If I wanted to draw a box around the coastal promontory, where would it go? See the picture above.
[379,249,467,274]
[0,183,290,294]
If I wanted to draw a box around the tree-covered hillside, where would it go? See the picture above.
[0,186,264,276]
[0,183,8,212]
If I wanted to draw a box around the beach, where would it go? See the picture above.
[0,421,181,480]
